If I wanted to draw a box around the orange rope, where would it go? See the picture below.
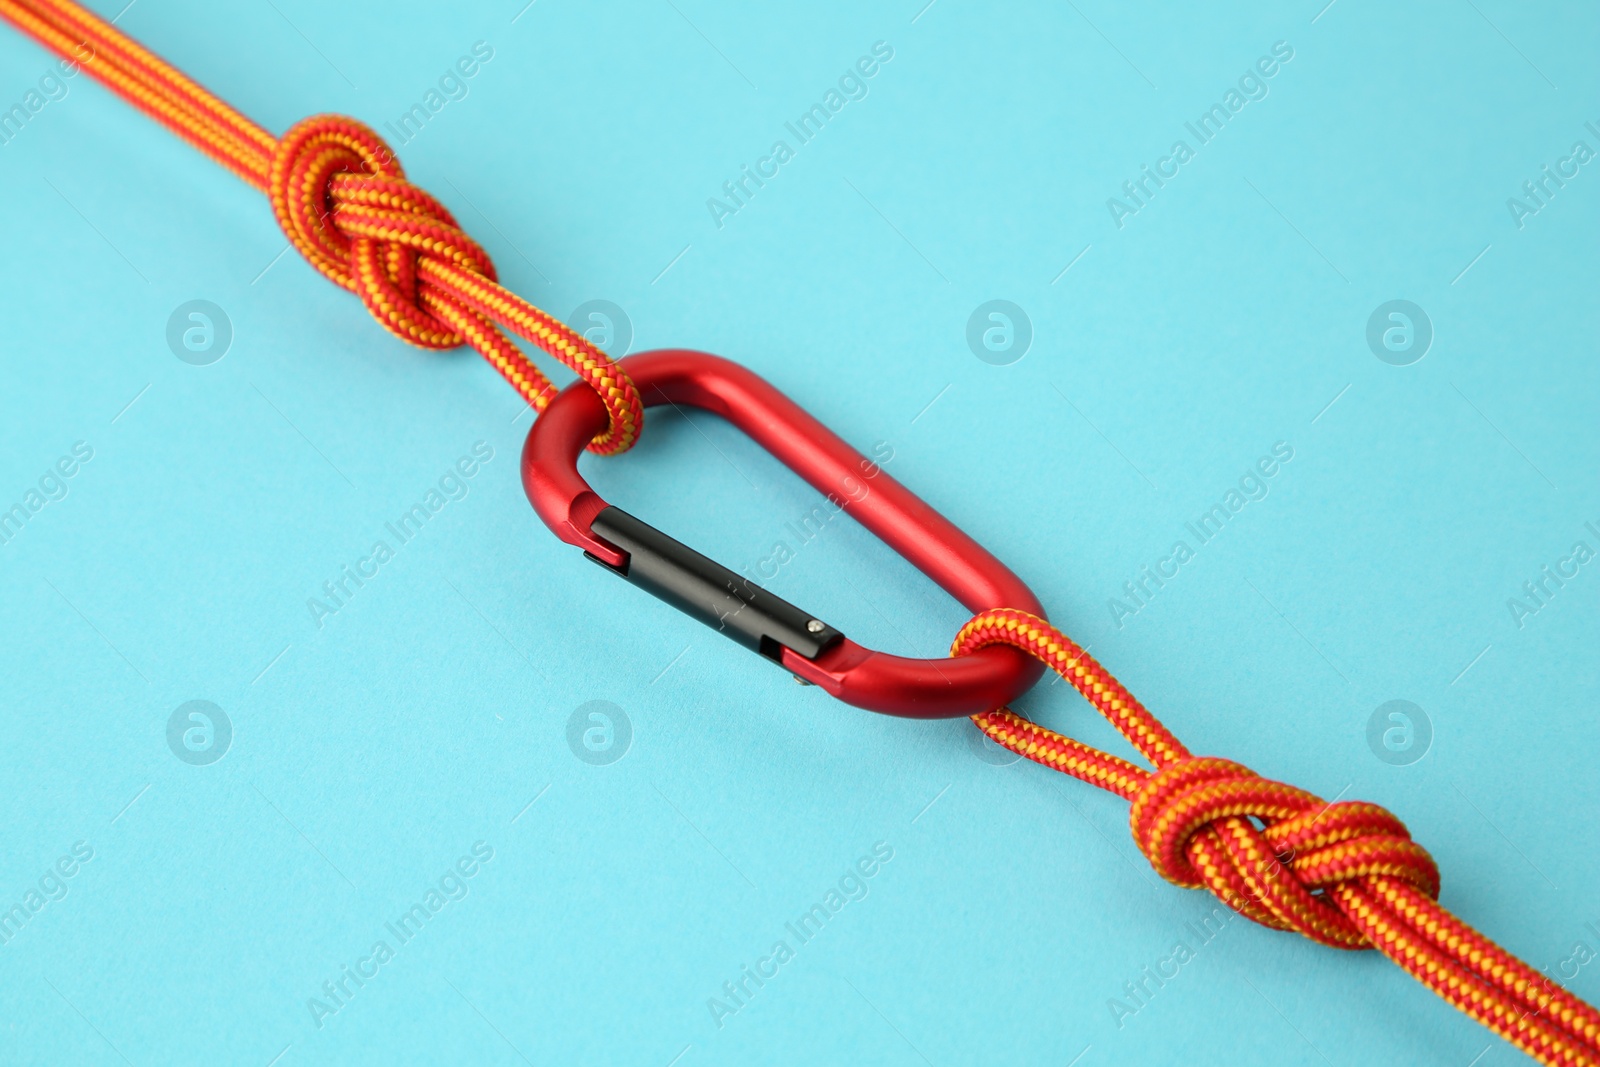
[4,2,1595,1062]
[0,0,641,453]
[956,609,1600,1065]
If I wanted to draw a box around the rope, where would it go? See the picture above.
[0,0,642,454]
[4,1,1596,1062]
[955,609,1600,1066]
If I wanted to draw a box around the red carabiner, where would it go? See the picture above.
[522,350,1045,718]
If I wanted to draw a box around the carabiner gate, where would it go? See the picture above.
[522,350,1045,718]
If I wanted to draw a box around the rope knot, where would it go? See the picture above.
[267,115,642,454]
[269,114,490,349]
[1128,756,1440,948]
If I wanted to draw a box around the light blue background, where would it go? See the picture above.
[1,1,1597,1064]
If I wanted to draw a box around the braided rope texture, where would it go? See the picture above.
[954,609,1600,1066]
[4,0,1598,1062]
[0,0,642,454]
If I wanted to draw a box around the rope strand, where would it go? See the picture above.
[4,1,1596,1061]
[955,608,1600,1066]
[0,0,642,453]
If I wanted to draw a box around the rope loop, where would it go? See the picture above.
[953,608,1439,948]
[8,0,1600,1055]
[268,115,642,454]
[955,606,1600,1065]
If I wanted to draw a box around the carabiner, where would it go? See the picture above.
[521,350,1045,718]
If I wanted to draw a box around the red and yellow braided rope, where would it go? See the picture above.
[0,0,641,453]
[3,1,1594,1061]
[956,609,1600,1065]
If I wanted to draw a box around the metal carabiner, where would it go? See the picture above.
[521,349,1045,718]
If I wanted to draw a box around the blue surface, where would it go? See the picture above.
[1,1,1597,1064]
